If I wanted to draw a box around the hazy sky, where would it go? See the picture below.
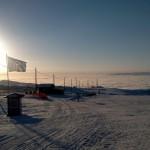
[0,0,150,72]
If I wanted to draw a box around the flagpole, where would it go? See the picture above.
[6,54,10,94]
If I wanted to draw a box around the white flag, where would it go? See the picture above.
[7,56,27,72]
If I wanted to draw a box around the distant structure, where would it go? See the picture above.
[38,84,64,95]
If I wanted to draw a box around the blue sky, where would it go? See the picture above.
[0,0,150,72]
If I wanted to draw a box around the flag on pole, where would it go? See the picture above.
[7,56,27,72]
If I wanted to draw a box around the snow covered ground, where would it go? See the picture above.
[0,92,150,150]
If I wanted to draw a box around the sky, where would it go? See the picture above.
[0,0,150,73]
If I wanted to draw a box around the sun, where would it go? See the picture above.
[0,45,7,71]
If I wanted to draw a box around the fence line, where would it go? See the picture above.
[0,71,100,88]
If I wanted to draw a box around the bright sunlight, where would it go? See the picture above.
[0,42,7,72]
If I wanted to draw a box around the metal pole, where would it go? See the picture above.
[64,77,66,89]
[75,77,77,88]
[35,68,38,93]
[78,80,80,88]
[6,54,10,93]
[71,78,73,92]
[96,79,99,88]
[53,73,55,85]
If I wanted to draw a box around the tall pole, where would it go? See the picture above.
[6,54,10,93]
[35,67,38,93]
[71,78,72,88]
[78,80,80,88]
[71,78,73,93]
[75,77,77,88]
[64,77,66,89]
[53,73,55,85]
[96,79,99,88]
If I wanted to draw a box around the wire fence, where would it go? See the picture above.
[1,70,150,94]
[0,71,101,88]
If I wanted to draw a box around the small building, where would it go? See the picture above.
[38,84,64,95]
[5,93,24,116]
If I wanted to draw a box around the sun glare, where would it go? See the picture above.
[0,43,7,71]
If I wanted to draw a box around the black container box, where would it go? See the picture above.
[5,93,24,116]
